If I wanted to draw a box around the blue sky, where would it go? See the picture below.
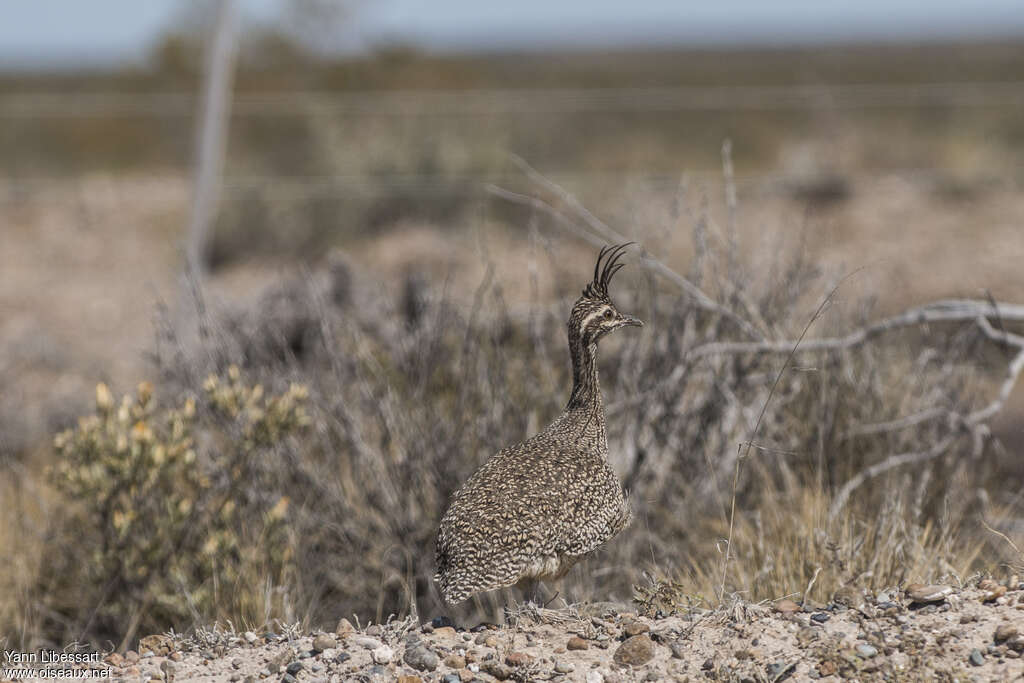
[2,0,1024,67]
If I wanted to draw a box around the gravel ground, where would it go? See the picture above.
[15,579,1024,682]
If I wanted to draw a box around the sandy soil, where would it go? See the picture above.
[21,579,1023,683]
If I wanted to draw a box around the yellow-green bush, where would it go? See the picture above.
[39,368,309,646]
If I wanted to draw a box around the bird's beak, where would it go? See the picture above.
[618,314,644,328]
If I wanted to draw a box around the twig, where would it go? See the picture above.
[485,183,763,339]
[829,434,957,519]
[717,272,854,602]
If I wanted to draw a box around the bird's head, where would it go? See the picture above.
[568,243,643,347]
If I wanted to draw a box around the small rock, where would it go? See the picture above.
[969,648,984,667]
[285,662,303,676]
[621,620,649,637]
[434,626,458,639]
[432,616,455,629]
[767,661,794,679]
[268,652,290,674]
[371,645,393,664]
[365,625,383,636]
[139,635,174,657]
[397,677,423,683]
[1007,636,1024,653]
[312,634,337,652]
[124,651,140,664]
[354,636,383,650]
[856,644,878,658]
[484,635,499,648]
[444,654,466,668]
[244,631,259,645]
[669,640,686,659]
[982,585,1007,602]
[773,599,801,614]
[336,652,351,664]
[833,586,866,610]
[567,636,589,651]
[404,646,439,672]
[818,661,837,677]
[906,584,952,604]
[280,675,298,683]
[442,675,461,683]
[335,618,355,638]
[702,657,715,671]
[995,624,1018,643]
[554,659,575,674]
[505,652,531,667]
[231,658,243,669]
[585,672,604,683]
[484,661,512,680]
[104,653,124,667]
[810,612,830,623]
[613,635,655,667]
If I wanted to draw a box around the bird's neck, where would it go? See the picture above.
[567,339,604,417]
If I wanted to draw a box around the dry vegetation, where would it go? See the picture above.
[3,160,1022,652]
[2,38,1024,659]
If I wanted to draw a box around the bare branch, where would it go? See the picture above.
[829,435,957,519]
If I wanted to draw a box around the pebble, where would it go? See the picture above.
[833,586,866,610]
[585,672,604,683]
[312,634,337,652]
[336,652,351,664]
[285,662,303,676]
[995,624,1018,642]
[767,661,793,679]
[906,584,952,604]
[982,585,1007,602]
[231,658,243,669]
[371,645,393,664]
[433,627,457,640]
[432,616,455,629]
[505,652,531,667]
[244,631,259,645]
[554,659,575,674]
[613,635,655,666]
[483,661,512,680]
[567,636,589,651]
[810,612,830,623]
[335,618,355,638]
[444,654,466,668]
[969,649,985,667]
[442,675,461,683]
[281,675,298,683]
[621,620,649,637]
[669,640,686,659]
[773,599,801,614]
[404,645,439,672]
[856,644,878,658]
[354,637,383,650]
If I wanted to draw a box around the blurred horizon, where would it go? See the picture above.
[3,0,1024,70]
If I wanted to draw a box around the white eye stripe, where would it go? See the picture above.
[579,308,609,330]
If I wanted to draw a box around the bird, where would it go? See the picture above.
[434,243,643,605]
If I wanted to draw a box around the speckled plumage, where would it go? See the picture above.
[435,244,643,605]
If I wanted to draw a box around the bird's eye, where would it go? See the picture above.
[603,309,614,319]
